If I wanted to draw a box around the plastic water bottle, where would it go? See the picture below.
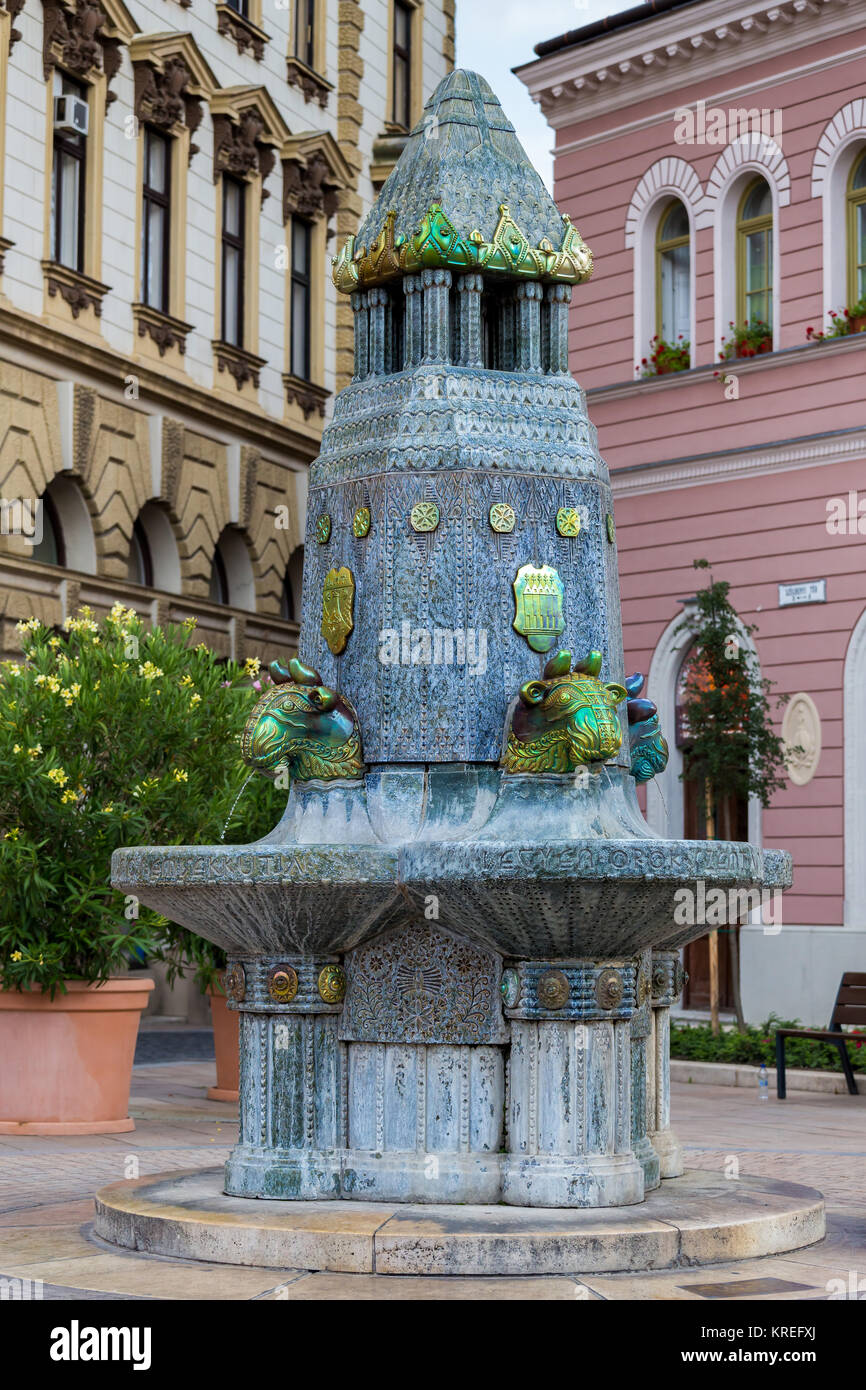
[758,1062,769,1101]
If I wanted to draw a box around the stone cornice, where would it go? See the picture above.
[41,260,111,318]
[517,0,864,129]
[213,339,267,390]
[609,425,866,497]
[282,373,330,420]
[132,303,194,356]
[285,55,333,109]
[215,2,269,62]
[0,303,322,457]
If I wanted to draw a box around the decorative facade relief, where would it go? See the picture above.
[340,923,507,1046]
[41,0,125,103]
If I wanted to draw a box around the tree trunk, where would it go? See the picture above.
[720,795,747,1032]
[705,784,720,1037]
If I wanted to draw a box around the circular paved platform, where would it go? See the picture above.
[94,1168,825,1276]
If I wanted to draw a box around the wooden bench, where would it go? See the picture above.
[775,973,866,1098]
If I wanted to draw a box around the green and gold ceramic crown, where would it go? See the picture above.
[332,69,592,295]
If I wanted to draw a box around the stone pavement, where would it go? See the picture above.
[0,1063,863,1300]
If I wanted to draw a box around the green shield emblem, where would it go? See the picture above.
[512,563,565,653]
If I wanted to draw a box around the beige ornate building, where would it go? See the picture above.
[0,0,454,662]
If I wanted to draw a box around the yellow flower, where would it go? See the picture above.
[195,642,209,653]
[101,803,114,813]
[46,767,68,786]
[172,768,188,783]
[48,636,60,649]
[138,661,164,681]
[93,679,100,690]
[60,683,80,705]
[34,673,47,686]
[15,618,40,635]
[179,674,194,688]
[46,676,61,693]
[189,693,202,707]
[183,616,197,630]
[12,744,22,754]
[244,657,261,676]
[10,950,22,961]
[61,788,78,804]
[5,828,21,842]
[27,744,42,758]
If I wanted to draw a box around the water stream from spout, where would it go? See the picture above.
[220,770,255,843]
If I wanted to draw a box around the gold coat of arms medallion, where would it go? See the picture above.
[321,566,355,655]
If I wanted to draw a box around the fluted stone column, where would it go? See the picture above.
[648,950,686,1178]
[367,287,388,376]
[223,956,346,1199]
[501,960,644,1207]
[630,949,661,1192]
[351,291,369,380]
[403,274,424,367]
[545,283,571,373]
[515,281,543,371]
[456,272,484,367]
[421,268,452,363]
[497,290,516,370]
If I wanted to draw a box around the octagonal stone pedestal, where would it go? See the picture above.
[93,1169,825,1276]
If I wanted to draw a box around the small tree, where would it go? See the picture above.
[676,560,792,1031]
[0,604,282,995]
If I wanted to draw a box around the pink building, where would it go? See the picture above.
[518,0,866,1024]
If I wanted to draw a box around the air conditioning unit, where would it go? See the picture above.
[54,95,88,137]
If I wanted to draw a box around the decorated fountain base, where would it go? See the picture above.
[93,1168,825,1276]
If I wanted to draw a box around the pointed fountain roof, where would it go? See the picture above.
[332,70,592,294]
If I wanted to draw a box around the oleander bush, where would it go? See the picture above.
[0,605,282,995]
[671,1015,866,1072]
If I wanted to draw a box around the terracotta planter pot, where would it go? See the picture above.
[849,314,866,334]
[0,976,154,1135]
[207,987,239,1102]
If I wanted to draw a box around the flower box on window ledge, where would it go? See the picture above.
[282,373,330,421]
[132,304,194,357]
[213,340,267,391]
[41,261,111,320]
[285,56,333,109]
[719,321,773,361]
[637,335,691,379]
[806,299,866,342]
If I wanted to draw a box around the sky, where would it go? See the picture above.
[455,0,622,191]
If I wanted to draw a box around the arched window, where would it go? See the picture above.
[127,503,181,592]
[209,528,255,611]
[128,518,153,587]
[31,491,65,567]
[848,149,866,304]
[209,545,229,605]
[655,200,690,342]
[736,178,773,327]
[280,545,304,622]
[30,476,96,573]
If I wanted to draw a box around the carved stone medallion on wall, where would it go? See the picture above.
[340,922,508,1045]
[781,692,821,787]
